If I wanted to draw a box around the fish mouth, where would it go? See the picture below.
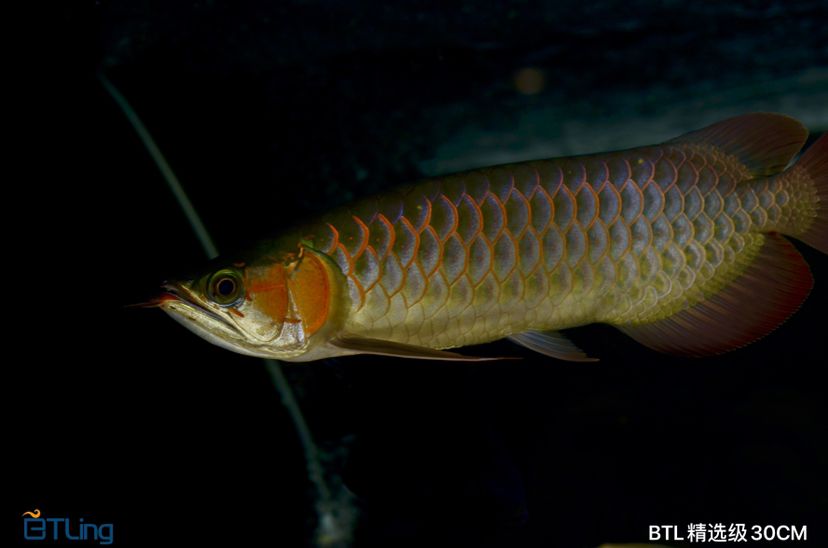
[154,282,310,359]
[158,282,239,333]
[159,282,288,358]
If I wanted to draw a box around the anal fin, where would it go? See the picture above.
[619,233,813,357]
[507,330,598,362]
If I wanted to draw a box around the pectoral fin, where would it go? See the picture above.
[332,336,510,361]
[618,233,812,357]
[507,330,598,362]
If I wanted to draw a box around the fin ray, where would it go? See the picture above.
[668,113,808,176]
[618,233,812,357]
[793,134,828,253]
[332,336,510,361]
[507,330,598,362]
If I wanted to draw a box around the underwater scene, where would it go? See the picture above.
[13,1,827,546]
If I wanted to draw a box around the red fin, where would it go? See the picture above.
[618,234,812,357]
[795,134,828,254]
[332,336,513,361]
[669,113,808,176]
[507,330,598,362]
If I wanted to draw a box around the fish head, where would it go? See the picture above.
[158,245,345,360]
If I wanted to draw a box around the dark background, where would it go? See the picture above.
[10,1,827,546]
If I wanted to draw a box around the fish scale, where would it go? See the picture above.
[300,142,775,348]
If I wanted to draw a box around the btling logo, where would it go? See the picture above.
[22,508,114,545]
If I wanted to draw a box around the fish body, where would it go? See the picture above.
[160,114,828,361]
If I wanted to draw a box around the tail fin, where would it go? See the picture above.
[777,134,828,254]
[796,134,828,253]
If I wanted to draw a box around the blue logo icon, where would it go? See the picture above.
[22,508,114,545]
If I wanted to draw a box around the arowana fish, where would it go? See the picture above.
[157,113,827,362]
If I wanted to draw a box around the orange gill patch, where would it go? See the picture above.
[246,264,289,323]
[288,251,330,336]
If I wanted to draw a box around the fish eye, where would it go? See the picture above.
[208,270,244,306]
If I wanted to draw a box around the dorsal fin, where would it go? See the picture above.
[668,113,808,176]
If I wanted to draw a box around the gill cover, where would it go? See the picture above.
[244,245,346,352]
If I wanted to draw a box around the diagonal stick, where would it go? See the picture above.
[99,72,349,545]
